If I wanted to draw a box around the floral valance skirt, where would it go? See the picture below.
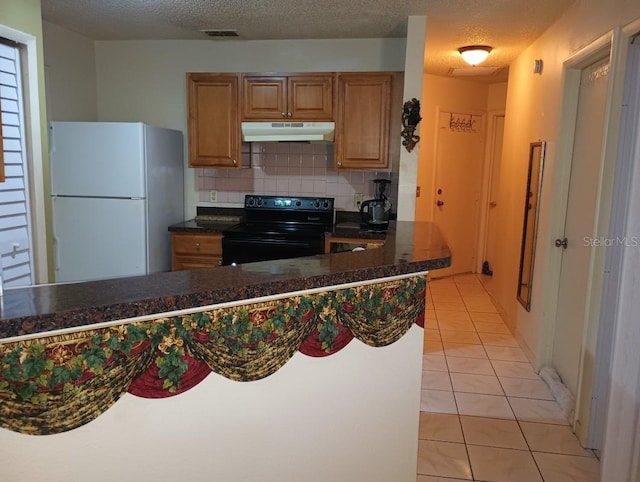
[0,275,426,435]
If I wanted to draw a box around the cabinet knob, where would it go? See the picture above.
[281,112,287,117]
[195,242,200,249]
[232,159,237,166]
[287,112,292,117]
[337,161,342,167]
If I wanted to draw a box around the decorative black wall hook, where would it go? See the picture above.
[401,98,421,152]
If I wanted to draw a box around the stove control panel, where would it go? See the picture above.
[245,195,334,211]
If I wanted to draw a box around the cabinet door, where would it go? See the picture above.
[187,73,240,168]
[242,74,334,120]
[335,73,392,170]
[242,75,287,120]
[288,74,333,120]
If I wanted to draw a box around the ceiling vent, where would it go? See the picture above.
[201,29,239,38]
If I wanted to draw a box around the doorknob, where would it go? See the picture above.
[436,200,445,207]
[555,238,568,249]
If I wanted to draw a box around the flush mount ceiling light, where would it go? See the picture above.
[458,45,493,66]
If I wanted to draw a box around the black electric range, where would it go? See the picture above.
[222,195,335,265]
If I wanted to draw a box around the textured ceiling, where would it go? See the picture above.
[41,0,575,82]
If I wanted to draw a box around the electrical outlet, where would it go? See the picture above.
[354,193,364,209]
[209,190,217,203]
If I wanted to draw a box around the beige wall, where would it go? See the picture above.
[0,323,424,482]
[487,82,508,111]
[490,1,640,366]
[94,38,406,128]
[42,21,97,121]
[92,38,407,218]
[396,16,427,221]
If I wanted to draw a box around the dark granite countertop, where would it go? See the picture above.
[170,219,390,240]
[0,221,450,340]
[329,223,388,241]
[168,219,240,233]
[168,206,244,233]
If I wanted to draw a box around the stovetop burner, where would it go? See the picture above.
[244,195,333,211]
[241,195,334,230]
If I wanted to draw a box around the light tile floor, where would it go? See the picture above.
[417,274,601,482]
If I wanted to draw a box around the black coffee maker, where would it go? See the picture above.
[360,179,392,231]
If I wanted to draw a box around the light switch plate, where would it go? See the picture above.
[209,190,217,202]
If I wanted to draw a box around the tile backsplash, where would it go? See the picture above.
[197,142,399,212]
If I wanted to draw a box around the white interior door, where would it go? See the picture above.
[483,114,505,275]
[553,56,610,399]
[433,110,485,277]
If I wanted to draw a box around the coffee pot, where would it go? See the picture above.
[360,179,392,230]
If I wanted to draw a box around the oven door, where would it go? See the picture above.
[222,235,324,265]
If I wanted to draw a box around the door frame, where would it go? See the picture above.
[477,110,505,273]
[600,17,640,482]
[429,106,486,277]
[539,27,626,445]
[0,24,48,284]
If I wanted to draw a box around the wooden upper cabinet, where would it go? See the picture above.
[335,73,392,170]
[187,73,241,168]
[242,74,333,120]
[287,75,333,120]
[242,75,286,120]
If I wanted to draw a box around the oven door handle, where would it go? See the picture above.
[223,237,321,246]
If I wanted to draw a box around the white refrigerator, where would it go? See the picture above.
[49,121,184,283]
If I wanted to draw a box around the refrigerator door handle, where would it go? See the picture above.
[52,197,60,272]
[48,124,54,152]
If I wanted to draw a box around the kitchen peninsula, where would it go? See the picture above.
[0,222,450,482]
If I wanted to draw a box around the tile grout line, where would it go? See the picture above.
[452,277,478,481]
[430,281,475,482]
[433,274,545,481]
[459,274,547,482]
[422,274,598,481]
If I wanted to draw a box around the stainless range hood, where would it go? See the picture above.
[241,121,335,142]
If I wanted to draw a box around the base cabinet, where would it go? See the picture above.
[171,232,222,271]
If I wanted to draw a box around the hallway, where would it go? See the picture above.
[417,274,601,481]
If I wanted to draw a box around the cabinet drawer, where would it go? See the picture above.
[172,233,222,256]
[173,255,222,271]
